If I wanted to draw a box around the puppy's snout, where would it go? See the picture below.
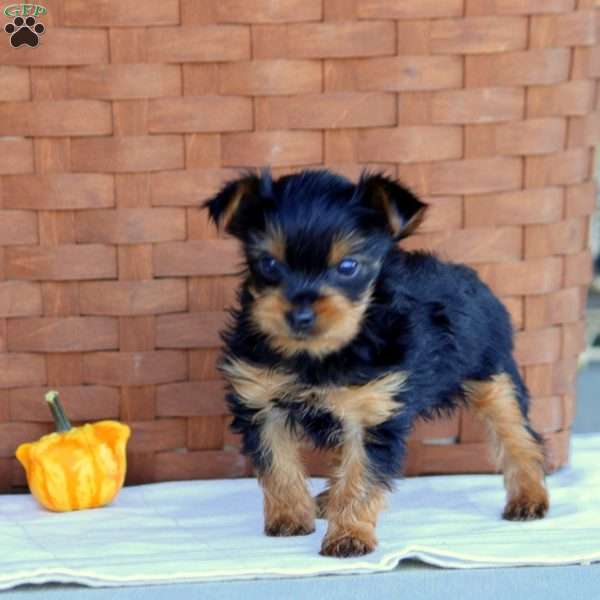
[286,305,315,333]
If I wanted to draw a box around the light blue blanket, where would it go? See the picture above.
[1,435,599,590]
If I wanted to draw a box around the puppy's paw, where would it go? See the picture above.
[503,493,549,521]
[319,531,377,558]
[265,517,315,537]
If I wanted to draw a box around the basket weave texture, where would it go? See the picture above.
[0,0,598,491]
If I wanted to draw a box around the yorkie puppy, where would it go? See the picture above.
[204,169,549,558]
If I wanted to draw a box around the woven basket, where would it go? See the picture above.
[0,0,597,491]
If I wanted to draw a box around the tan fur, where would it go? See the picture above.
[249,287,291,342]
[399,206,427,238]
[219,359,297,414]
[305,372,406,428]
[246,223,287,263]
[320,424,387,556]
[315,487,330,519]
[262,223,286,263]
[259,409,316,536]
[221,181,255,230]
[221,359,405,429]
[372,186,426,239]
[381,194,404,237]
[251,286,372,358]
[328,232,363,267]
[221,190,243,230]
[311,285,372,355]
[464,373,549,520]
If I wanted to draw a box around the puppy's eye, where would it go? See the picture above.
[258,256,282,280]
[337,258,359,277]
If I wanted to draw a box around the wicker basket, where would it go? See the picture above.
[0,0,597,491]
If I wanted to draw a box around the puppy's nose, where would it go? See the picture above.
[286,306,315,332]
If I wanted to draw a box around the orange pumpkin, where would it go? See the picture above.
[16,391,131,512]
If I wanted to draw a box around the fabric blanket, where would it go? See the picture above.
[1,434,599,590]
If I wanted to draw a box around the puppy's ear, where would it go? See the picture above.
[358,173,427,240]
[203,173,267,239]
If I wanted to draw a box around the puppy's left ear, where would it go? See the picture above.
[358,173,427,240]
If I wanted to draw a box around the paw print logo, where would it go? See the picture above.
[4,15,45,48]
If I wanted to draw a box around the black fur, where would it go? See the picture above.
[205,169,537,488]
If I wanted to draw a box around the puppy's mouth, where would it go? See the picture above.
[289,330,311,339]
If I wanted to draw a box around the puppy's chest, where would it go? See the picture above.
[222,359,407,431]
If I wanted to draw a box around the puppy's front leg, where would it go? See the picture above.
[259,409,316,537]
[320,425,387,557]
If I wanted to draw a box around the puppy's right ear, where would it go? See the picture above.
[203,173,265,239]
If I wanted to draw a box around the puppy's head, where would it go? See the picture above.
[205,169,426,358]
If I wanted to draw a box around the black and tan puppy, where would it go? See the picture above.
[204,169,549,558]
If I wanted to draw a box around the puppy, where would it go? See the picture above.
[204,169,549,558]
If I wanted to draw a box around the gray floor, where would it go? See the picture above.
[5,563,600,600]
[574,363,600,434]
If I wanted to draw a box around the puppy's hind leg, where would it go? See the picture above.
[464,371,549,521]
[315,488,329,519]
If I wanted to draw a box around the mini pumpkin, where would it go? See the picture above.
[16,391,131,512]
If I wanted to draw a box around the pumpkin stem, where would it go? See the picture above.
[45,390,72,433]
